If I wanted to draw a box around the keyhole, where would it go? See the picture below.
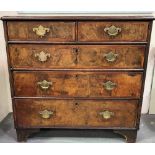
[75,102,79,106]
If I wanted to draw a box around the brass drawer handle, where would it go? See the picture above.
[104,25,121,37]
[103,81,117,91]
[104,52,118,62]
[37,80,52,90]
[33,25,50,38]
[39,110,54,119]
[99,110,114,119]
[35,51,51,63]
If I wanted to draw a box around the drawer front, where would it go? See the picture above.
[9,44,145,69]
[7,21,75,41]
[78,22,149,42]
[14,99,138,128]
[13,72,142,98]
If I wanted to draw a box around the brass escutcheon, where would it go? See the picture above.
[103,81,117,91]
[104,52,118,62]
[104,25,121,37]
[39,110,54,119]
[99,110,114,119]
[35,51,51,63]
[37,80,53,90]
[33,25,50,38]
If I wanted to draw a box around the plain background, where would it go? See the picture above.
[0,0,155,154]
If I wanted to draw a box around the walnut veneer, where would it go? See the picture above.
[2,15,154,142]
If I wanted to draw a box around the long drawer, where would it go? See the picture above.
[14,99,138,128]
[13,71,142,98]
[7,21,76,41]
[9,44,145,69]
[78,22,149,42]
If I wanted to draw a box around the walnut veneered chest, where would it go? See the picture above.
[2,15,154,142]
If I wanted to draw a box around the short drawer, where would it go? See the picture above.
[78,22,149,42]
[14,99,138,128]
[13,71,142,98]
[9,44,145,69]
[7,21,75,41]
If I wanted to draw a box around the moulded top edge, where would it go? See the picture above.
[1,15,155,21]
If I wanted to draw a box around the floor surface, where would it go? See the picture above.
[0,113,155,143]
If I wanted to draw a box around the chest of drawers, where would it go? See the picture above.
[2,15,154,142]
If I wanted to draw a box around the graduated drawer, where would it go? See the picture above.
[7,21,75,41]
[14,99,138,128]
[13,71,142,98]
[9,44,145,69]
[78,22,149,42]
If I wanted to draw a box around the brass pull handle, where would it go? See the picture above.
[103,81,117,91]
[35,51,51,63]
[104,25,121,37]
[72,48,79,64]
[37,80,52,90]
[99,110,114,119]
[104,52,118,62]
[33,25,50,38]
[39,110,54,119]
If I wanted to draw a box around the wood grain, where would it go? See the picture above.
[14,99,138,128]
[7,21,75,41]
[78,22,149,42]
[3,16,153,142]
[13,71,142,98]
[9,44,145,69]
